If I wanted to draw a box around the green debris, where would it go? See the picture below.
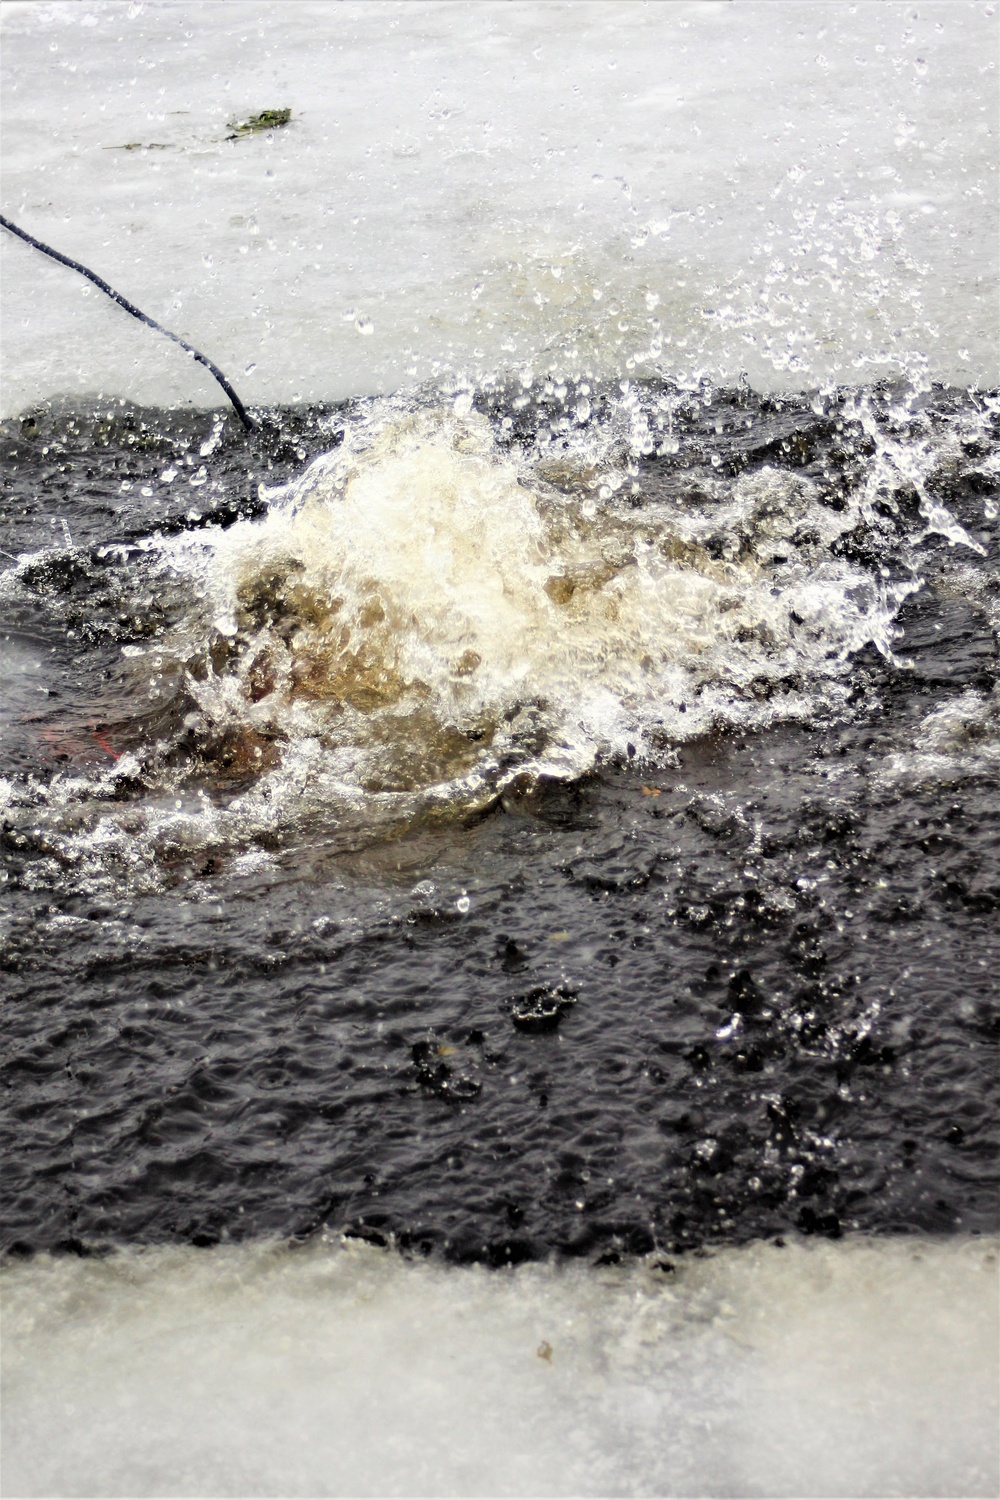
[227,108,292,139]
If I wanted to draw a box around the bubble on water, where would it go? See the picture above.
[355,317,374,337]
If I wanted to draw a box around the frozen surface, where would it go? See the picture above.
[2,1236,997,1498]
[1,0,998,416]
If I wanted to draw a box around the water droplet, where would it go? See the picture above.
[456,895,471,915]
[355,316,374,336]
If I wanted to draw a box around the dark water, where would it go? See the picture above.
[1,382,997,1263]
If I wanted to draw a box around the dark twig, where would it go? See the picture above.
[1,214,256,431]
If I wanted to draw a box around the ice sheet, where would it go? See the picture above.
[2,1236,997,1498]
[1,0,997,415]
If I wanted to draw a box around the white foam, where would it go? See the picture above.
[881,685,1000,786]
[3,370,990,894]
[107,403,909,837]
[2,1236,997,1497]
[7,385,982,889]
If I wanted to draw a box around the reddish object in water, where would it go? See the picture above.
[90,729,121,760]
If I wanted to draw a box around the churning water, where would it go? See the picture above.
[1,2,998,1496]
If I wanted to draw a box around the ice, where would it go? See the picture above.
[1,0,997,417]
[2,1236,997,1498]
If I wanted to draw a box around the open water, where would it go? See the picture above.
[1,2,998,1495]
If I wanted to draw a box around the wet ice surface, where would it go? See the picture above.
[1,0,997,414]
[2,1236,997,1499]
